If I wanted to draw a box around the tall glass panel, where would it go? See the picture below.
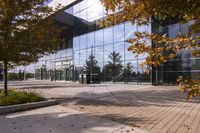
[104,27,113,44]
[73,3,80,14]
[95,29,103,46]
[79,0,86,10]
[79,49,87,65]
[114,42,125,62]
[168,23,180,38]
[104,44,113,63]
[87,32,95,48]
[73,37,79,51]
[80,34,87,50]
[93,2,104,20]
[74,51,80,65]
[125,22,137,40]
[114,24,124,42]
[95,45,104,64]
[125,42,136,61]
[79,9,87,20]
[87,6,95,20]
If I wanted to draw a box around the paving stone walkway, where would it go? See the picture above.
[1,80,200,133]
[0,105,148,133]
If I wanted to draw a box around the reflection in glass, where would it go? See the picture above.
[114,42,125,61]
[104,44,113,63]
[95,29,103,46]
[95,46,104,63]
[125,22,137,40]
[103,51,123,82]
[87,32,95,48]
[80,35,87,49]
[114,24,124,42]
[79,49,87,65]
[73,37,79,51]
[104,27,113,44]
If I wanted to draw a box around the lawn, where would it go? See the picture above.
[0,89,45,106]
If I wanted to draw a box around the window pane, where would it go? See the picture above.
[74,51,80,65]
[93,3,104,19]
[87,32,95,48]
[114,24,124,42]
[114,42,125,61]
[79,9,86,20]
[79,49,87,65]
[168,24,180,38]
[95,46,104,63]
[79,0,86,10]
[73,37,79,51]
[104,27,113,44]
[125,22,137,40]
[73,3,80,14]
[125,42,137,60]
[80,35,87,49]
[87,6,94,20]
[104,44,113,63]
[95,29,103,46]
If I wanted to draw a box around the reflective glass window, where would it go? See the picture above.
[168,24,180,38]
[114,24,125,42]
[93,3,104,19]
[125,60,137,75]
[87,32,95,48]
[79,49,87,65]
[114,42,125,61]
[79,0,87,10]
[73,37,79,51]
[138,24,151,33]
[73,3,80,14]
[65,7,73,14]
[66,48,73,57]
[60,49,67,58]
[55,51,60,59]
[80,35,87,49]
[125,22,137,40]
[87,6,95,20]
[104,44,113,63]
[74,51,80,65]
[87,48,94,58]
[95,29,103,46]
[125,42,137,60]
[87,0,99,7]
[138,24,152,46]
[79,9,87,20]
[95,46,104,63]
[104,27,113,44]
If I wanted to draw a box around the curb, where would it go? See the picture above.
[0,100,58,114]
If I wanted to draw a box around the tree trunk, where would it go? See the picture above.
[24,66,26,80]
[3,60,8,96]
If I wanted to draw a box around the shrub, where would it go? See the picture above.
[0,89,45,106]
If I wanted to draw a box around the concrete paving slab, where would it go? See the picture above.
[0,105,149,133]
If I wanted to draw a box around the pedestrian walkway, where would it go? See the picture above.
[0,105,149,133]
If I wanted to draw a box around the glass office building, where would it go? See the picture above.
[35,0,200,85]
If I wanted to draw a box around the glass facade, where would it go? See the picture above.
[152,20,200,84]
[35,0,199,85]
[35,0,151,84]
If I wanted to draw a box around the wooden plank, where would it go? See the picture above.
[167,102,196,133]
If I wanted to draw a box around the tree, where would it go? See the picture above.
[0,0,62,96]
[99,0,200,99]
[103,51,123,82]
[85,54,101,74]
[121,62,133,82]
